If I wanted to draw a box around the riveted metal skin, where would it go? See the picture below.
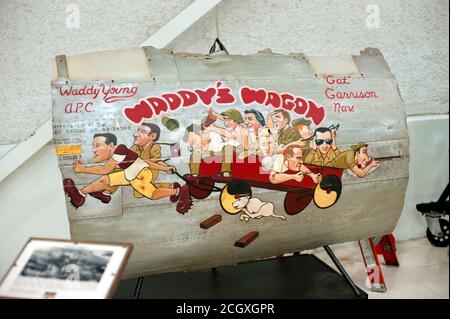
[52,47,408,278]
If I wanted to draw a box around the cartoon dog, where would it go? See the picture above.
[227,180,286,222]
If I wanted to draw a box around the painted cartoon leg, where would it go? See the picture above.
[88,184,118,203]
[81,175,111,194]
[87,184,118,204]
[89,191,112,204]
[220,145,235,177]
[151,188,177,200]
[166,182,180,203]
[189,152,201,176]
[133,166,172,199]
[239,203,286,221]
[239,213,250,222]
[82,175,114,203]
[63,175,111,208]
[104,169,135,203]
[105,185,120,194]
[132,183,176,199]
[271,213,287,220]
[258,203,286,220]
[135,185,192,214]
[130,169,192,214]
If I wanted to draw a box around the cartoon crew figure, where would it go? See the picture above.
[102,123,179,200]
[269,144,321,184]
[62,106,382,219]
[63,132,192,214]
[331,143,380,177]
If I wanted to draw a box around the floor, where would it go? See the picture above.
[115,237,447,299]
[115,253,368,299]
[309,237,449,299]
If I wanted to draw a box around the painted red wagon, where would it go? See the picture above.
[184,153,344,215]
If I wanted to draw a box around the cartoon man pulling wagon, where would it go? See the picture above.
[63,132,192,214]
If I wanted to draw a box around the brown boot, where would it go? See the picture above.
[63,178,86,208]
[89,191,112,204]
[176,185,192,214]
[170,182,181,203]
[183,174,200,183]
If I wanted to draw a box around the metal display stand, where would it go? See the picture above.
[323,245,362,297]
[133,277,145,300]
[127,246,365,299]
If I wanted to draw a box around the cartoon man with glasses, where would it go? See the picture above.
[304,127,340,166]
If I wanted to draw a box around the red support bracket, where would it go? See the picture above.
[374,234,400,266]
[358,234,399,293]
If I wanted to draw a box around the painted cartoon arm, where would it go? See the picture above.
[350,160,381,177]
[331,129,338,151]
[72,158,117,175]
[144,160,176,173]
[276,144,286,154]
[300,164,321,184]
[156,160,172,168]
[269,170,304,184]
[205,125,230,139]
[208,108,224,121]
[277,141,302,154]
[148,145,170,168]
[266,112,275,129]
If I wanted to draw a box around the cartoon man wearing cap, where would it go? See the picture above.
[204,108,249,177]
[99,123,177,201]
[63,132,192,214]
[244,109,265,156]
[304,127,340,167]
[278,118,314,157]
[266,110,300,153]
[331,143,380,177]
[292,118,314,158]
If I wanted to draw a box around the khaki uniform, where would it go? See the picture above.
[304,148,340,167]
[106,143,171,198]
[298,138,312,158]
[331,150,357,169]
[277,127,300,146]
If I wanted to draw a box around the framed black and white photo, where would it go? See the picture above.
[0,238,132,299]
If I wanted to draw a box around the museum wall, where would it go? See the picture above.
[0,0,448,142]
[0,0,448,278]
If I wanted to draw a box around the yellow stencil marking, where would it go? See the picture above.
[56,145,82,156]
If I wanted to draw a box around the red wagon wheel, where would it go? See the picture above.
[283,190,314,215]
[313,174,342,209]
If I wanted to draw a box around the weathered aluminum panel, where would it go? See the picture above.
[51,47,409,278]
